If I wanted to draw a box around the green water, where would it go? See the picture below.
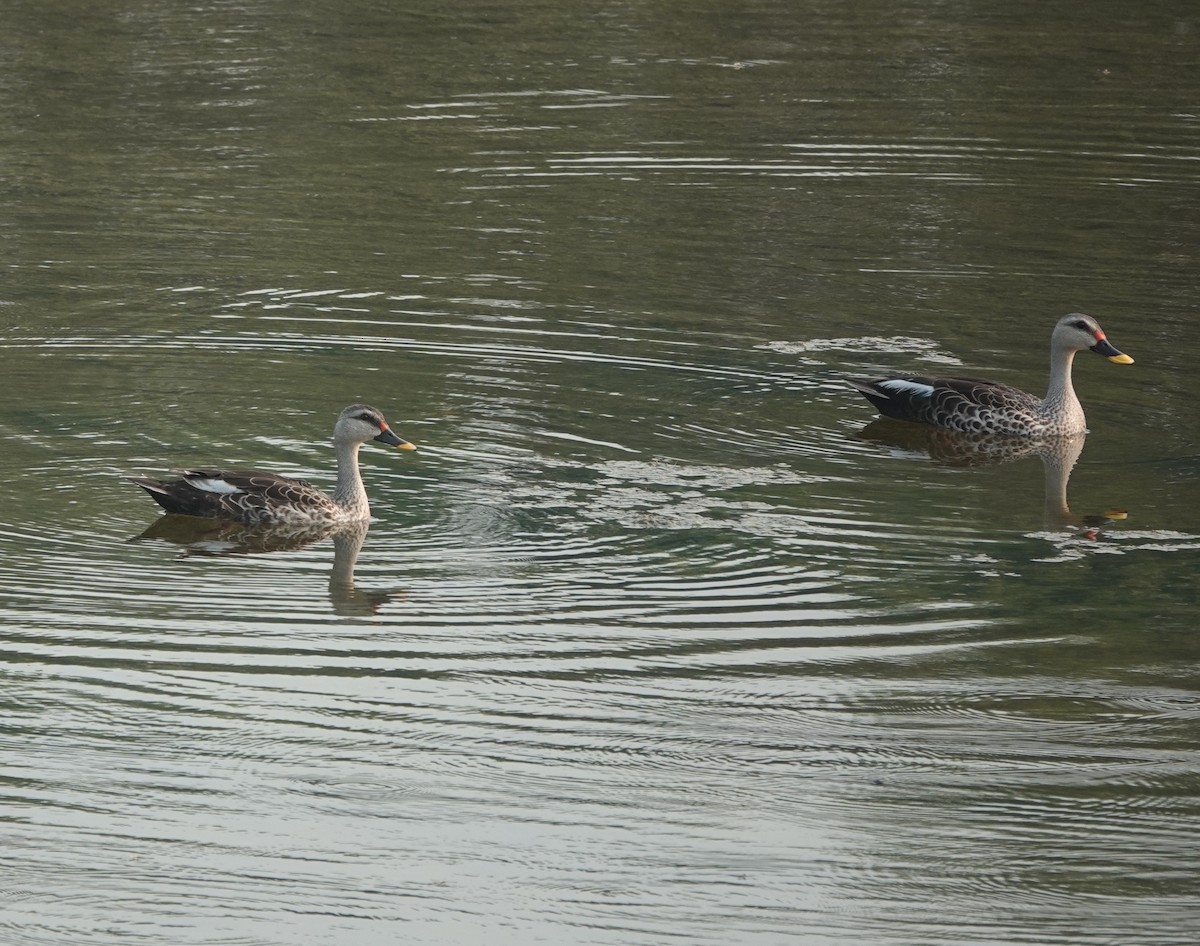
[1,2,1198,944]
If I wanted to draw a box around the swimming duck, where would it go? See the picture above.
[127,404,415,526]
[848,313,1133,436]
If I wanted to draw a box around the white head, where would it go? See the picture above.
[1052,314,1134,364]
[334,404,416,450]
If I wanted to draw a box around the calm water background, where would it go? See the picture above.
[2,1,1199,944]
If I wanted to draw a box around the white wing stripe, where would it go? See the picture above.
[879,379,935,399]
[186,477,245,495]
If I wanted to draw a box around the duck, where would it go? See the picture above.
[847,313,1133,436]
[127,404,415,526]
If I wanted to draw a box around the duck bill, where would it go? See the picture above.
[1090,335,1134,365]
[374,427,417,450]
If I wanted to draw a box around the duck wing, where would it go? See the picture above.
[849,375,1042,433]
[128,468,336,524]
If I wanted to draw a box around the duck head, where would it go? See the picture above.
[336,404,417,450]
[1054,313,1134,365]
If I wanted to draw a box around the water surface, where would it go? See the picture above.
[1,2,1198,944]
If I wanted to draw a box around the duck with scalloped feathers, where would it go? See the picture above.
[847,314,1134,437]
[127,404,415,527]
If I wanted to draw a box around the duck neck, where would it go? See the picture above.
[1041,345,1085,429]
[332,438,369,516]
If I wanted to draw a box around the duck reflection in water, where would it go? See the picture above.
[857,420,1128,537]
[131,517,401,616]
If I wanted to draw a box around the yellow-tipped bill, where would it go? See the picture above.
[373,427,417,450]
[1090,333,1133,365]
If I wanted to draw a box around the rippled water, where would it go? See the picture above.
[2,1,1199,944]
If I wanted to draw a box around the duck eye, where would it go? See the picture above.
[1070,319,1090,330]
[356,412,376,424]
